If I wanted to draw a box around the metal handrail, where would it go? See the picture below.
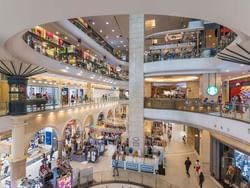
[144,98,250,123]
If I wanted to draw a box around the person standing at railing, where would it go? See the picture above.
[112,151,119,176]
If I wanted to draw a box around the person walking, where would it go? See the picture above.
[112,151,119,176]
[185,157,192,177]
[182,135,186,144]
[199,172,205,188]
[194,160,201,174]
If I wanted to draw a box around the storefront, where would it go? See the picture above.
[27,85,59,106]
[229,76,250,102]
[211,137,250,188]
[27,127,58,161]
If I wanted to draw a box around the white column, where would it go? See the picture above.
[200,130,211,174]
[128,14,145,156]
[9,116,28,188]
[57,139,64,159]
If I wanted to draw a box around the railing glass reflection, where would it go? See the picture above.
[78,170,178,188]
[144,98,250,122]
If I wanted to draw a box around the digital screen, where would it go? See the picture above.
[57,175,72,188]
[234,150,250,182]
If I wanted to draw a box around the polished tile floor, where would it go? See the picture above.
[1,124,222,188]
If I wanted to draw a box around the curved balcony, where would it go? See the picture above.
[144,32,236,63]
[23,31,128,81]
[144,98,250,122]
[144,98,250,145]
[74,170,178,188]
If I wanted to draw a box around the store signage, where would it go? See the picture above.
[207,86,218,96]
[140,164,154,173]
[132,137,140,147]
[45,131,52,145]
[126,162,138,171]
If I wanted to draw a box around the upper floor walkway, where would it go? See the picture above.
[144,98,250,147]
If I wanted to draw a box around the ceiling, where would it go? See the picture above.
[84,15,188,57]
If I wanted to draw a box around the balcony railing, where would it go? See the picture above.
[144,33,236,63]
[23,31,128,81]
[0,97,119,116]
[77,170,179,188]
[144,98,250,123]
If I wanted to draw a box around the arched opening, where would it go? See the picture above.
[107,110,113,121]
[27,127,59,160]
[83,115,94,140]
[97,112,105,126]
[63,119,83,158]
[25,127,59,181]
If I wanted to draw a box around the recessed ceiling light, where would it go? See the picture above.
[38,80,42,84]
[32,80,36,83]
[44,81,48,84]
[120,41,123,43]
[123,45,126,47]
[105,36,109,39]
[240,64,245,66]
[106,22,109,25]
[92,22,95,25]
[112,29,115,32]
[64,36,68,40]
[116,35,119,38]
[100,29,103,33]
[56,31,59,35]
[77,44,80,47]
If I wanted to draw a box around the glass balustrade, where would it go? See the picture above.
[144,32,236,63]
[144,98,250,122]
[78,170,179,188]
[23,32,128,81]
[0,97,120,116]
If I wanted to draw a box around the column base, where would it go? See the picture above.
[10,157,26,188]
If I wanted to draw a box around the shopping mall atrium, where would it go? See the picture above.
[0,1,250,188]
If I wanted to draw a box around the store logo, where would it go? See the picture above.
[132,137,140,147]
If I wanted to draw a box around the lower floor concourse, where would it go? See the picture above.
[1,124,221,188]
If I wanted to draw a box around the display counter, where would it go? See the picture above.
[112,155,162,174]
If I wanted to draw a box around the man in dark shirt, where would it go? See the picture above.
[185,157,192,177]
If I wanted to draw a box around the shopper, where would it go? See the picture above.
[185,157,192,177]
[112,151,119,176]
[194,160,201,174]
[182,135,186,144]
[50,147,55,161]
[199,172,205,188]
[168,133,172,142]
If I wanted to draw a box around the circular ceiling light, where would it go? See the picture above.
[106,22,109,25]
[112,29,115,32]
[100,29,103,33]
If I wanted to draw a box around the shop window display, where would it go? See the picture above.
[27,128,58,163]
